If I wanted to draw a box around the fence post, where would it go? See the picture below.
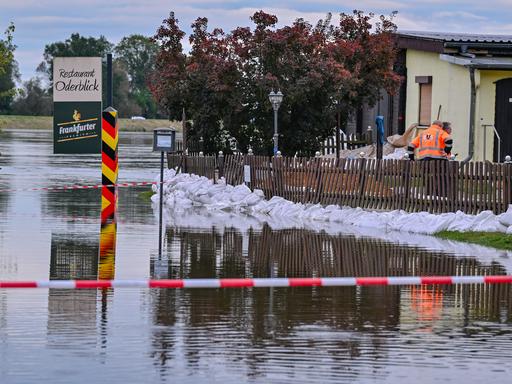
[366,126,373,145]
[314,153,325,203]
[245,149,253,189]
[505,158,512,209]
[218,151,224,179]
[357,158,367,207]
[336,111,341,159]
[274,151,283,197]
[166,152,171,170]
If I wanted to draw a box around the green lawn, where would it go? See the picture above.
[435,231,512,251]
[138,189,154,201]
[0,115,181,132]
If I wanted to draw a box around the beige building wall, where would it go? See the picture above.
[477,71,512,161]
[406,50,512,161]
[405,50,470,160]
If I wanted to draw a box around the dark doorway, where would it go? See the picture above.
[494,78,512,162]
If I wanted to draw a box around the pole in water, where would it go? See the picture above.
[153,128,176,259]
[158,151,164,258]
[107,53,113,108]
[99,107,119,280]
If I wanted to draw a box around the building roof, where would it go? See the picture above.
[397,31,512,44]
[440,55,512,69]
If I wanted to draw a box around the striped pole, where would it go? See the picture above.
[1,276,512,289]
[99,107,118,280]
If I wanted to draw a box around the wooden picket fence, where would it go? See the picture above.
[167,154,512,215]
[322,132,371,155]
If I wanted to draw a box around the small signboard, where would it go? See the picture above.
[53,57,102,154]
[243,165,251,183]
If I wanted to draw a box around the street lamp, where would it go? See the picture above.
[268,90,283,155]
[153,128,176,258]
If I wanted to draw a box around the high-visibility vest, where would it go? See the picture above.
[410,124,451,160]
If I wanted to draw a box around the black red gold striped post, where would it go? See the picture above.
[99,107,118,280]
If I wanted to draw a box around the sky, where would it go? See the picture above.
[2,0,512,82]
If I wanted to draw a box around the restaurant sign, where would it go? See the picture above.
[53,57,102,154]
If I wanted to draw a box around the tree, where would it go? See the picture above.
[114,34,160,117]
[0,23,15,76]
[11,77,52,115]
[37,33,113,83]
[149,12,187,120]
[37,33,140,115]
[151,10,401,155]
[0,22,19,113]
[115,34,158,91]
[111,60,142,117]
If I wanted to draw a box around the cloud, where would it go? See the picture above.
[433,11,487,21]
[18,15,102,24]
[2,0,512,81]
[394,13,437,31]
[13,49,44,80]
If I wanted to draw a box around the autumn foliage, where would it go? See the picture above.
[150,10,400,155]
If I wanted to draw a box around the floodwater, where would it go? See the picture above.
[1,129,512,383]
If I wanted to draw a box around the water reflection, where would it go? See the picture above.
[2,129,512,382]
[157,224,509,278]
[47,233,101,351]
[49,233,99,280]
[41,189,101,220]
[0,131,11,216]
[142,224,512,381]
[151,224,512,324]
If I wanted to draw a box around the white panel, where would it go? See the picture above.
[53,57,102,102]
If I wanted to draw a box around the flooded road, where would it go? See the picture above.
[1,129,512,383]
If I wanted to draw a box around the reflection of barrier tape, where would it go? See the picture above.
[1,275,512,289]
[0,181,158,193]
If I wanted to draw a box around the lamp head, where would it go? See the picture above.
[268,90,284,110]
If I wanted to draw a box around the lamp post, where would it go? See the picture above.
[268,90,283,155]
[153,128,176,258]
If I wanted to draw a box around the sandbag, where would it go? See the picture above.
[387,123,416,147]
[498,205,512,227]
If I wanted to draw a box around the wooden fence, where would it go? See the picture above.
[167,154,512,215]
[322,132,371,155]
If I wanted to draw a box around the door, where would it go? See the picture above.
[494,78,512,162]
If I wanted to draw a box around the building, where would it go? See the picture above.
[395,31,512,162]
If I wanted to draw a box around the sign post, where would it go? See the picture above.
[153,129,176,259]
[53,57,102,154]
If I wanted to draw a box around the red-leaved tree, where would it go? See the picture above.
[150,10,400,155]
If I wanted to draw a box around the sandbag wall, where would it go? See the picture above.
[167,154,512,216]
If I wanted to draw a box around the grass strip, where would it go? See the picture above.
[0,115,181,132]
[435,231,512,251]
[138,190,154,201]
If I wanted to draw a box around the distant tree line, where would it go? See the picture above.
[150,10,401,155]
[1,28,165,118]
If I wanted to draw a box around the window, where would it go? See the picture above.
[416,76,432,126]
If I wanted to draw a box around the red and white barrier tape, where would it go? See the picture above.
[0,181,159,193]
[1,275,512,289]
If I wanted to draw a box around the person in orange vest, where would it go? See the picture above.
[442,121,452,135]
[407,120,453,160]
